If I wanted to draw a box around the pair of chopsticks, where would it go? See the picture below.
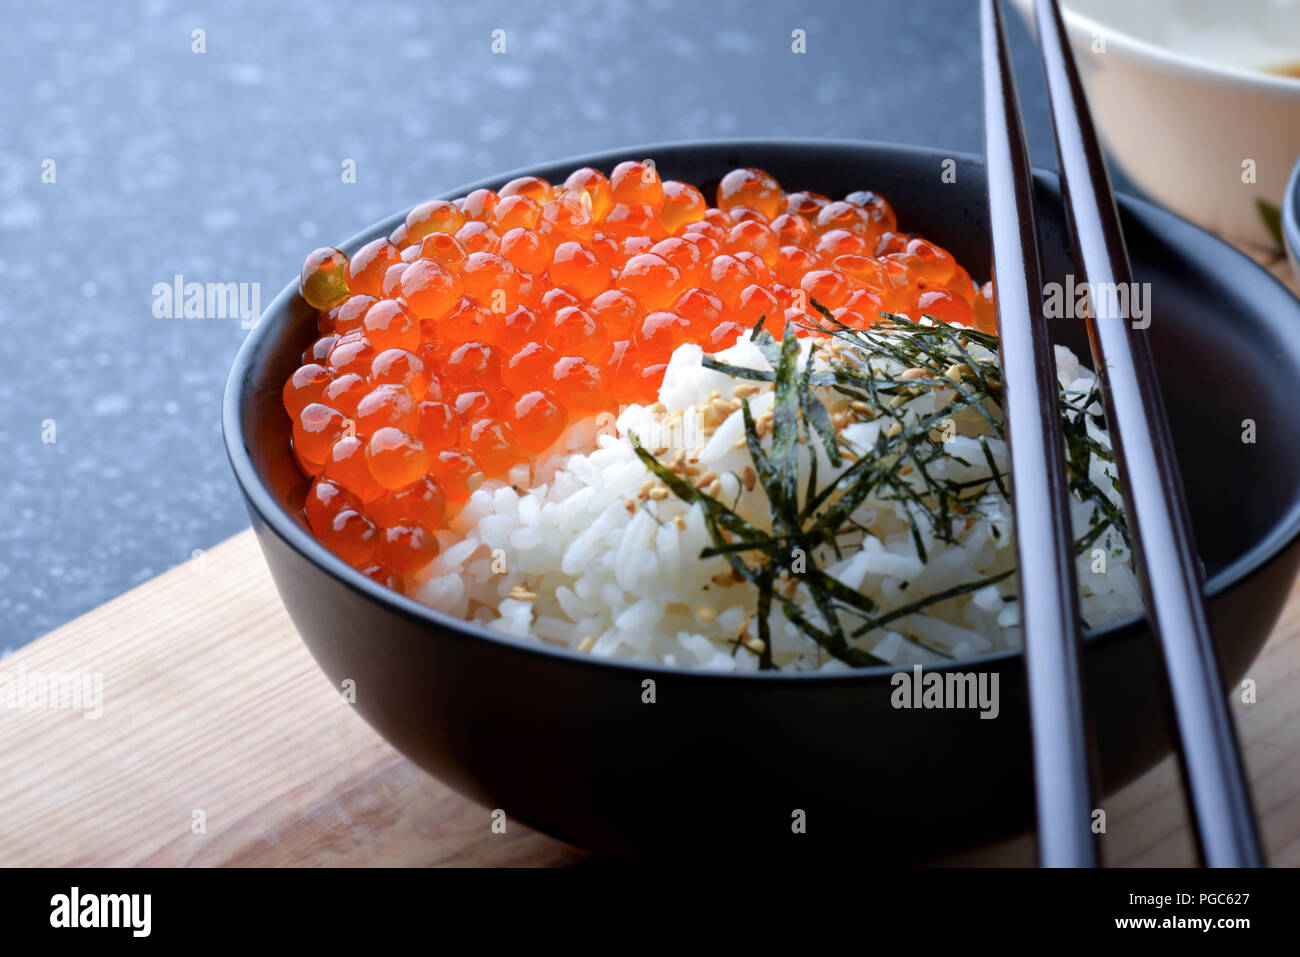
[980,0,1263,867]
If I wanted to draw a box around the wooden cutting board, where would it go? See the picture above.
[2,249,1297,868]
[0,528,1297,867]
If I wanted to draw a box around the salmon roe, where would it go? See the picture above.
[284,164,992,583]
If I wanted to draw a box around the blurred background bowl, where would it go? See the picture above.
[1009,0,1300,249]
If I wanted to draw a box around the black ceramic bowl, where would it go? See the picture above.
[224,139,1300,861]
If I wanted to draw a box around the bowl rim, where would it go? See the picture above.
[223,136,1300,683]
[1284,156,1300,273]
[1008,0,1300,94]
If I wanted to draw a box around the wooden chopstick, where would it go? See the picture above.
[979,0,1099,868]
[1029,0,1262,867]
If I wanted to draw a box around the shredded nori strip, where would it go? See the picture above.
[634,306,1131,669]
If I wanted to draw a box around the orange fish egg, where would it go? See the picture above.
[649,237,705,285]
[539,189,595,246]
[947,263,977,303]
[843,287,891,325]
[846,189,899,234]
[678,230,721,263]
[327,333,378,378]
[723,205,769,226]
[400,259,462,322]
[322,372,369,417]
[294,402,349,464]
[380,262,409,298]
[897,237,956,286]
[300,247,351,310]
[602,202,662,241]
[563,167,614,221]
[416,399,460,452]
[497,227,549,276]
[491,194,541,232]
[454,389,498,422]
[499,176,552,204]
[512,269,538,311]
[622,236,654,259]
[610,160,664,212]
[635,310,692,363]
[673,286,724,334]
[814,201,882,244]
[916,289,974,326]
[405,200,465,244]
[549,355,604,415]
[875,230,909,256]
[509,390,569,454]
[360,299,419,352]
[974,280,998,334]
[442,341,502,389]
[283,363,332,418]
[355,384,418,435]
[502,341,556,395]
[815,228,869,262]
[304,477,360,536]
[727,220,780,268]
[617,253,683,312]
[462,417,517,476]
[324,434,385,502]
[551,306,609,362]
[453,221,499,254]
[459,188,499,222]
[589,288,641,339]
[319,508,379,566]
[732,250,771,288]
[372,475,447,530]
[734,283,779,328]
[435,296,495,347]
[460,252,520,315]
[493,305,542,354]
[367,427,429,490]
[717,167,783,221]
[433,448,484,503]
[707,319,747,351]
[589,232,623,268]
[550,241,612,299]
[701,207,737,232]
[334,294,377,335]
[416,232,468,269]
[347,238,402,297]
[774,244,816,287]
[659,180,707,233]
[360,562,402,589]
[370,348,432,399]
[538,286,581,319]
[770,212,813,247]
[784,190,830,217]
[378,524,440,575]
[706,254,756,308]
[318,304,341,336]
[682,218,727,245]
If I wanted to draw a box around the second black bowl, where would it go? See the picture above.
[225,139,1300,861]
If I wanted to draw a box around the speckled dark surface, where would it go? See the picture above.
[1,0,1115,654]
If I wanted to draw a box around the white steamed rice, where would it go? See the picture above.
[409,329,1140,671]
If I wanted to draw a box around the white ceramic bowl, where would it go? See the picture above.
[1008,0,1300,249]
